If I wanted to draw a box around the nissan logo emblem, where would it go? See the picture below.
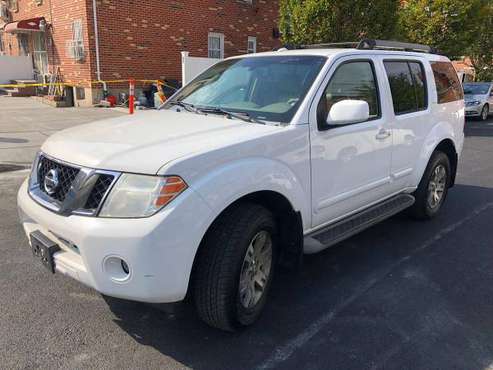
[44,169,60,195]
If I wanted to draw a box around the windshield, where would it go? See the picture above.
[166,56,326,123]
[463,83,491,95]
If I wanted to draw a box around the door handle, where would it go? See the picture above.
[376,128,391,140]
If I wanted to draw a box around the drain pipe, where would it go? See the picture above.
[91,0,107,97]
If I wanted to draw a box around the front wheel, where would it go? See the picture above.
[193,203,277,331]
[480,104,489,121]
[408,151,451,220]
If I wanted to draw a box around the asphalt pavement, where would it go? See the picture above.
[0,96,124,166]
[1,116,493,369]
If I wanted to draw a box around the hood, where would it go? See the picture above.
[464,94,486,102]
[41,110,281,174]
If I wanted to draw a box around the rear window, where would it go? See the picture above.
[430,61,463,104]
[384,61,428,115]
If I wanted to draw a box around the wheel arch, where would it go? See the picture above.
[434,138,458,187]
[188,190,304,298]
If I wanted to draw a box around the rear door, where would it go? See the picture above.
[380,57,431,192]
[309,56,393,227]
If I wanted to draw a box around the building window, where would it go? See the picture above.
[66,19,85,61]
[17,33,29,56]
[0,32,4,54]
[247,36,256,54]
[8,0,18,12]
[208,32,224,59]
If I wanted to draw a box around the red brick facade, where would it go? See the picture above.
[1,0,280,100]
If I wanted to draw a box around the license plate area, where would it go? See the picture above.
[30,230,60,273]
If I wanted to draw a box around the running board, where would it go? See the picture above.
[304,194,415,254]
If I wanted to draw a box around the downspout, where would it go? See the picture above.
[91,0,107,95]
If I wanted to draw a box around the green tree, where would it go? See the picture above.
[467,2,493,80]
[399,0,493,80]
[279,0,400,45]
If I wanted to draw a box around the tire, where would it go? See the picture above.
[193,202,277,331]
[480,104,489,121]
[408,151,451,220]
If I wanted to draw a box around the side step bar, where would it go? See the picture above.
[304,194,415,254]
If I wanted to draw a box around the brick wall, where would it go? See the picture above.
[87,0,280,82]
[2,0,280,100]
[1,0,93,85]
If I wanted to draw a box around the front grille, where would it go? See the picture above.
[84,174,114,210]
[34,155,116,214]
[38,156,80,202]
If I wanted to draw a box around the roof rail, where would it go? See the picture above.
[356,39,438,54]
[287,39,439,54]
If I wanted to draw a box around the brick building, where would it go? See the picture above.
[0,0,280,105]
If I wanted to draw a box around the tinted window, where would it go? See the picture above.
[384,61,416,114]
[409,62,427,110]
[430,61,463,103]
[318,61,380,124]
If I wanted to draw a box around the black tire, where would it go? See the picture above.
[408,151,451,220]
[193,202,277,331]
[480,104,489,121]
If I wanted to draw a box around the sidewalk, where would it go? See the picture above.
[0,96,126,166]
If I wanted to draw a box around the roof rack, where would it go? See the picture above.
[278,39,439,54]
[356,39,438,54]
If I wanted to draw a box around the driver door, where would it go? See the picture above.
[309,57,393,227]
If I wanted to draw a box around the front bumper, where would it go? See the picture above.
[465,104,483,116]
[17,179,213,303]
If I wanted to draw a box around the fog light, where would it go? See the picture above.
[104,256,131,282]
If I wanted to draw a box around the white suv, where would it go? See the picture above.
[18,40,465,331]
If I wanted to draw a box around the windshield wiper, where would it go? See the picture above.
[168,100,204,114]
[198,107,265,125]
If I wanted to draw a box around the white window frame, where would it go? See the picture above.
[247,36,257,54]
[208,32,224,59]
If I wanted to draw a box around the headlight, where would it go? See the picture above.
[466,100,481,106]
[99,174,188,218]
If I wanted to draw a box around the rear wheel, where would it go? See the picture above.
[193,203,277,331]
[408,151,451,220]
[480,104,489,121]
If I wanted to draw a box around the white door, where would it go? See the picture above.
[380,58,431,192]
[309,57,393,228]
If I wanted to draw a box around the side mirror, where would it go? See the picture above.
[326,100,370,126]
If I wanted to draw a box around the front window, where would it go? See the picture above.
[167,56,326,123]
[319,61,380,122]
[463,83,490,95]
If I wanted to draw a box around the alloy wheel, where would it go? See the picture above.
[427,164,447,209]
[238,230,273,309]
[482,105,488,121]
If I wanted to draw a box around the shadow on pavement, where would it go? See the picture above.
[104,183,493,370]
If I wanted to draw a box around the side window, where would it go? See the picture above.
[384,61,419,115]
[430,61,463,104]
[409,62,427,110]
[318,61,380,125]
